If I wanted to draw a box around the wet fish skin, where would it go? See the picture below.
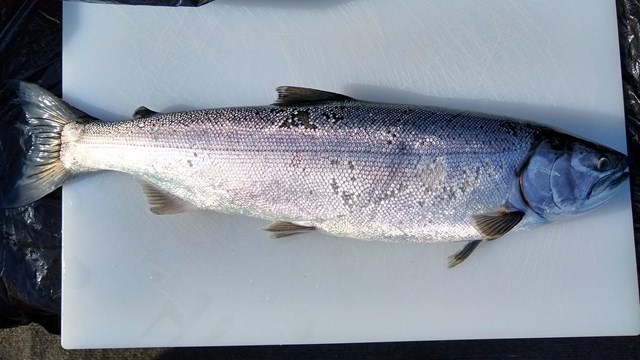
[62,101,539,242]
[2,83,629,266]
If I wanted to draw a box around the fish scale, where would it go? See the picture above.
[63,101,539,242]
[6,83,628,266]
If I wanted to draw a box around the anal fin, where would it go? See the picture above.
[138,180,197,215]
[264,220,316,238]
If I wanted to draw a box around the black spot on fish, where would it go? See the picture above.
[330,159,339,165]
[347,161,355,170]
[279,110,317,130]
[444,185,458,200]
[322,108,345,125]
[290,152,303,167]
[387,140,393,145]
[341,192,354,208]
[296,110,316,129]
[397,142,408,153]
[187,160,193,167]
[330,178,339,194]
[500,122,519,136]
[447,112,465,122]
[417,200,425,207]
[278,120,291,129]
[193,152,198,158]
[372,182,407,205]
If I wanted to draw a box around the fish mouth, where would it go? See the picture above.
[590,170,629,198]
[611,171,630,187]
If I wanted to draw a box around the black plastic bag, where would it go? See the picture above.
[64,0,214,6]
[618,0,640,273]
[0,0,62,334]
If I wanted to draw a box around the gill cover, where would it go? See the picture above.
[518,131,628,220]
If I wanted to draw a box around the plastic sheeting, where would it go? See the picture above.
[0,0,62,334]
[0,0,637,335]
[64,0,213,6]
[617,0,640,272]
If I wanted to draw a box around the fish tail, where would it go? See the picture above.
[1,82,80,208]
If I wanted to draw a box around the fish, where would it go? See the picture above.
[1,82,629,267]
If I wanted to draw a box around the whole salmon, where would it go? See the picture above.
[2,83,628,266]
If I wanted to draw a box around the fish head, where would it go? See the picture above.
[519,131,628,220]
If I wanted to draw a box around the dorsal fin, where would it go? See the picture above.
[273,86,354,106]
[132,106,159,119]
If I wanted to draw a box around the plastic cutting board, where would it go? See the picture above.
[61,0,640,348]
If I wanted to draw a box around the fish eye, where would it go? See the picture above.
[596,156,610,171]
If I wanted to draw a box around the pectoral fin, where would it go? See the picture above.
[264,220,316,238]
[472,209,524,240]
[447,209,524,268]
[138,180,197,215]
[448,240,482,268]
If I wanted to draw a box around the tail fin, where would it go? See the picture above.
[1,82,78,208]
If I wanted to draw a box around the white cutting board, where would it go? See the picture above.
[61,0,640,349]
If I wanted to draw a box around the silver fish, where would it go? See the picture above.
[3,82,629,266]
